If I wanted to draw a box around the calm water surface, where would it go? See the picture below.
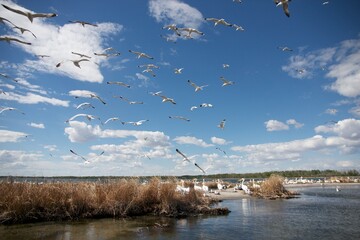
[1,184,359,240]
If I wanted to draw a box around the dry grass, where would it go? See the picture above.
[251,174,298,199]
[0,177,228,224]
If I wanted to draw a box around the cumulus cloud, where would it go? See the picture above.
[286,119,304,129]
[173,136,213,147]
[210,136,229,145]
[0,0,123,83]
[315,118,360,141]
[0,90,69,106]
[265,120,289,131]
[0,129,28,142]
[27,122,45,129]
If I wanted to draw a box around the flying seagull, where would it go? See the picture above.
[232,24,244,31]
[194,163,206,174]
[218,119,226,130]
[2,4,57,23]
[65,114,100,123]
[176,148,191,162]
[278,46,293,52]
[71,51,92,58]
[222,64,230,68]
[0,16,15,26]
[142,68,156,77]
[174,68,184,74]
[199,103,213,108]
[68,20,98,27]
[76,102,95,110]
[106,81,131,88]
[0,36,31,45]
[220,76,235,86]
[0,107,25,115]
[151,92,176,104]
[187,80,208,92]
[129,50,154,59]
[0,73,18,82]
[178,27,204,38]
[56,59,90,68]
[190,106,198,111]
[162,24,181,36]
[169,116,190,122]
[274,0,291,17]
[103,117,120,125]
[122,119,149,126]
[204,18,233,27]
[89,93,106,105]
[13,26,37,38]
[70,149,87,162]
[216,147,227,155]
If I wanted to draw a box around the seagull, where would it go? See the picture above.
[106,81,131,88]
[187,80,208,92]
[103,117,120,124]
[0,36,31,45]
[142,68,156,77]
[2,4,57,23]
[149,91,162,96]
[76,102,95,110]
[233,0,242,3]
[56,59,90,68]
[70,149,87,161]
[178,28,204,38]
[151,92,176,104]
[36,54,50,58]
[162,24,181,36]
[169,116,190,122]
[122,119,149,126]
[94,52,120,57]
[194,163,206,174]
[0,16,15,26]
[176,149,191,162]
[222,64,230,68]
[322,1,329,5]
[174,68,184,74]
[129,50,154,59]
[113,95,143,105]
[204,18,232,27]
[274,0,291,17]
[232,24,244,31]
[68,20,98,27]
[190,106,198,111]
[0,107,25,115]
[71,52,92,59]
[13,26,37,38]
[216,147,227,155]
[199,103,213,108]
[278,46,293,52]
[90,93,106,105]
[0,73,18,82]
[65,114,100,123]
[218,119,226,130]
[220,76,235,86]
[138,64,159,69]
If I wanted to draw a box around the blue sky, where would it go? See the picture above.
[0,0,360,176]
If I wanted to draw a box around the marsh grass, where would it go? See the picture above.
[251,174,298,199]
[0,177,228,224]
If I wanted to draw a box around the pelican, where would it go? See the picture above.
[76,102,95,109]
[113,95,143,104]
[178,27,204,38]
[89,93,106,105]
[204,18,232,27]
[232,24,244,31]
[0,36,31,45]
[176,148,191,162]
[0,107,25,115]
[162,24,181,36]
[2,4,57,23]
[13,26,37,38]
[65,114,100,123]
[241,178,251,194]
[103,117,120,124]
[274,0,291,17]
[56,59,90,68]
[71,52,92,58]
[278,46,293,52]
[122,119,149,126]
[129,50,154,59]
[68,20,98,27]
[218,119,226,130]
[169,116,190,122]
[187,80,208,92]
[199,103,213,108]
[70,149,87,161]
[138,64,159,69]
[142,68,156,77]
[174,68,184,74]
[220,76,235,86]
[106,81,130,88]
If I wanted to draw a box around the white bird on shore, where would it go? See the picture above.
[65,114,100,123]
[106,81,131,88]
[129,50,154,59]
[204,18,232,27]
[218,119,226,130]
[169,116,190,122]
[220,76,235,86]
[2,4,57,23]
[241,178,251,194]
[76,102,95,110]
[187,80,208,92]
[0,107,25,115]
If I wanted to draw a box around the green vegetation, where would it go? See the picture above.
[0,177,229,224]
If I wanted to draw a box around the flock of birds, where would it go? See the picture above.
[0,1,332,176]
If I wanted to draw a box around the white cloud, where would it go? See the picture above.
[286,119,304,129]
[68,89,97,98]
[0,0,123,83]
[149,0,203,28]
[265,120,289,131]
[325,108,338,115]
[0,129,28,142]
[173,136,213,147]
[315,118,360,141]
[210,136,228,145]
[64,121,102,142]
[0,91,69,106]
[27,122,45,129]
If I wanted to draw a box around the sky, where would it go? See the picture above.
[0,0,360,177]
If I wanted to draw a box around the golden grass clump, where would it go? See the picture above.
[251,174,298,199]
[0,177,228,224]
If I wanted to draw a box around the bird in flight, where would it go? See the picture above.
[103,117,120,125]
[0,16,15,26]
[138,64,159,69]
[218,119,226,130]
[68,20,98,27]
[220,76,235,87]
[56,59,90,68]
[129,50,154,59]
[162,24,181,36]
[151,92,176,104]
[204,18,233,27]
[76,102,95,110]
[174,68,184,74]
[71,51,92,59]
[274,0,291,17]
[194,163,206,174]
[0,36,31,45]
[142,68,156,77]
[106,81,131,88]
[278,46,293,52]
[169,116,190,122]
[70,149,87,162]
[187,80,208,92]
[199,103,213,108]
[0,107,25,115]
[2,4,57,23]
[13,26,37,38]
[113,95,143,105]
[178,28,204,38]
[65,114,100,123]
[122,119,149,126]
[232,24,245,31]
[176,149,191,162]
[0,73,19,82]
[216,147,227,156]
[89,93,106,105]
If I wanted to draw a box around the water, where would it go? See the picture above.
[1,185,359,240]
